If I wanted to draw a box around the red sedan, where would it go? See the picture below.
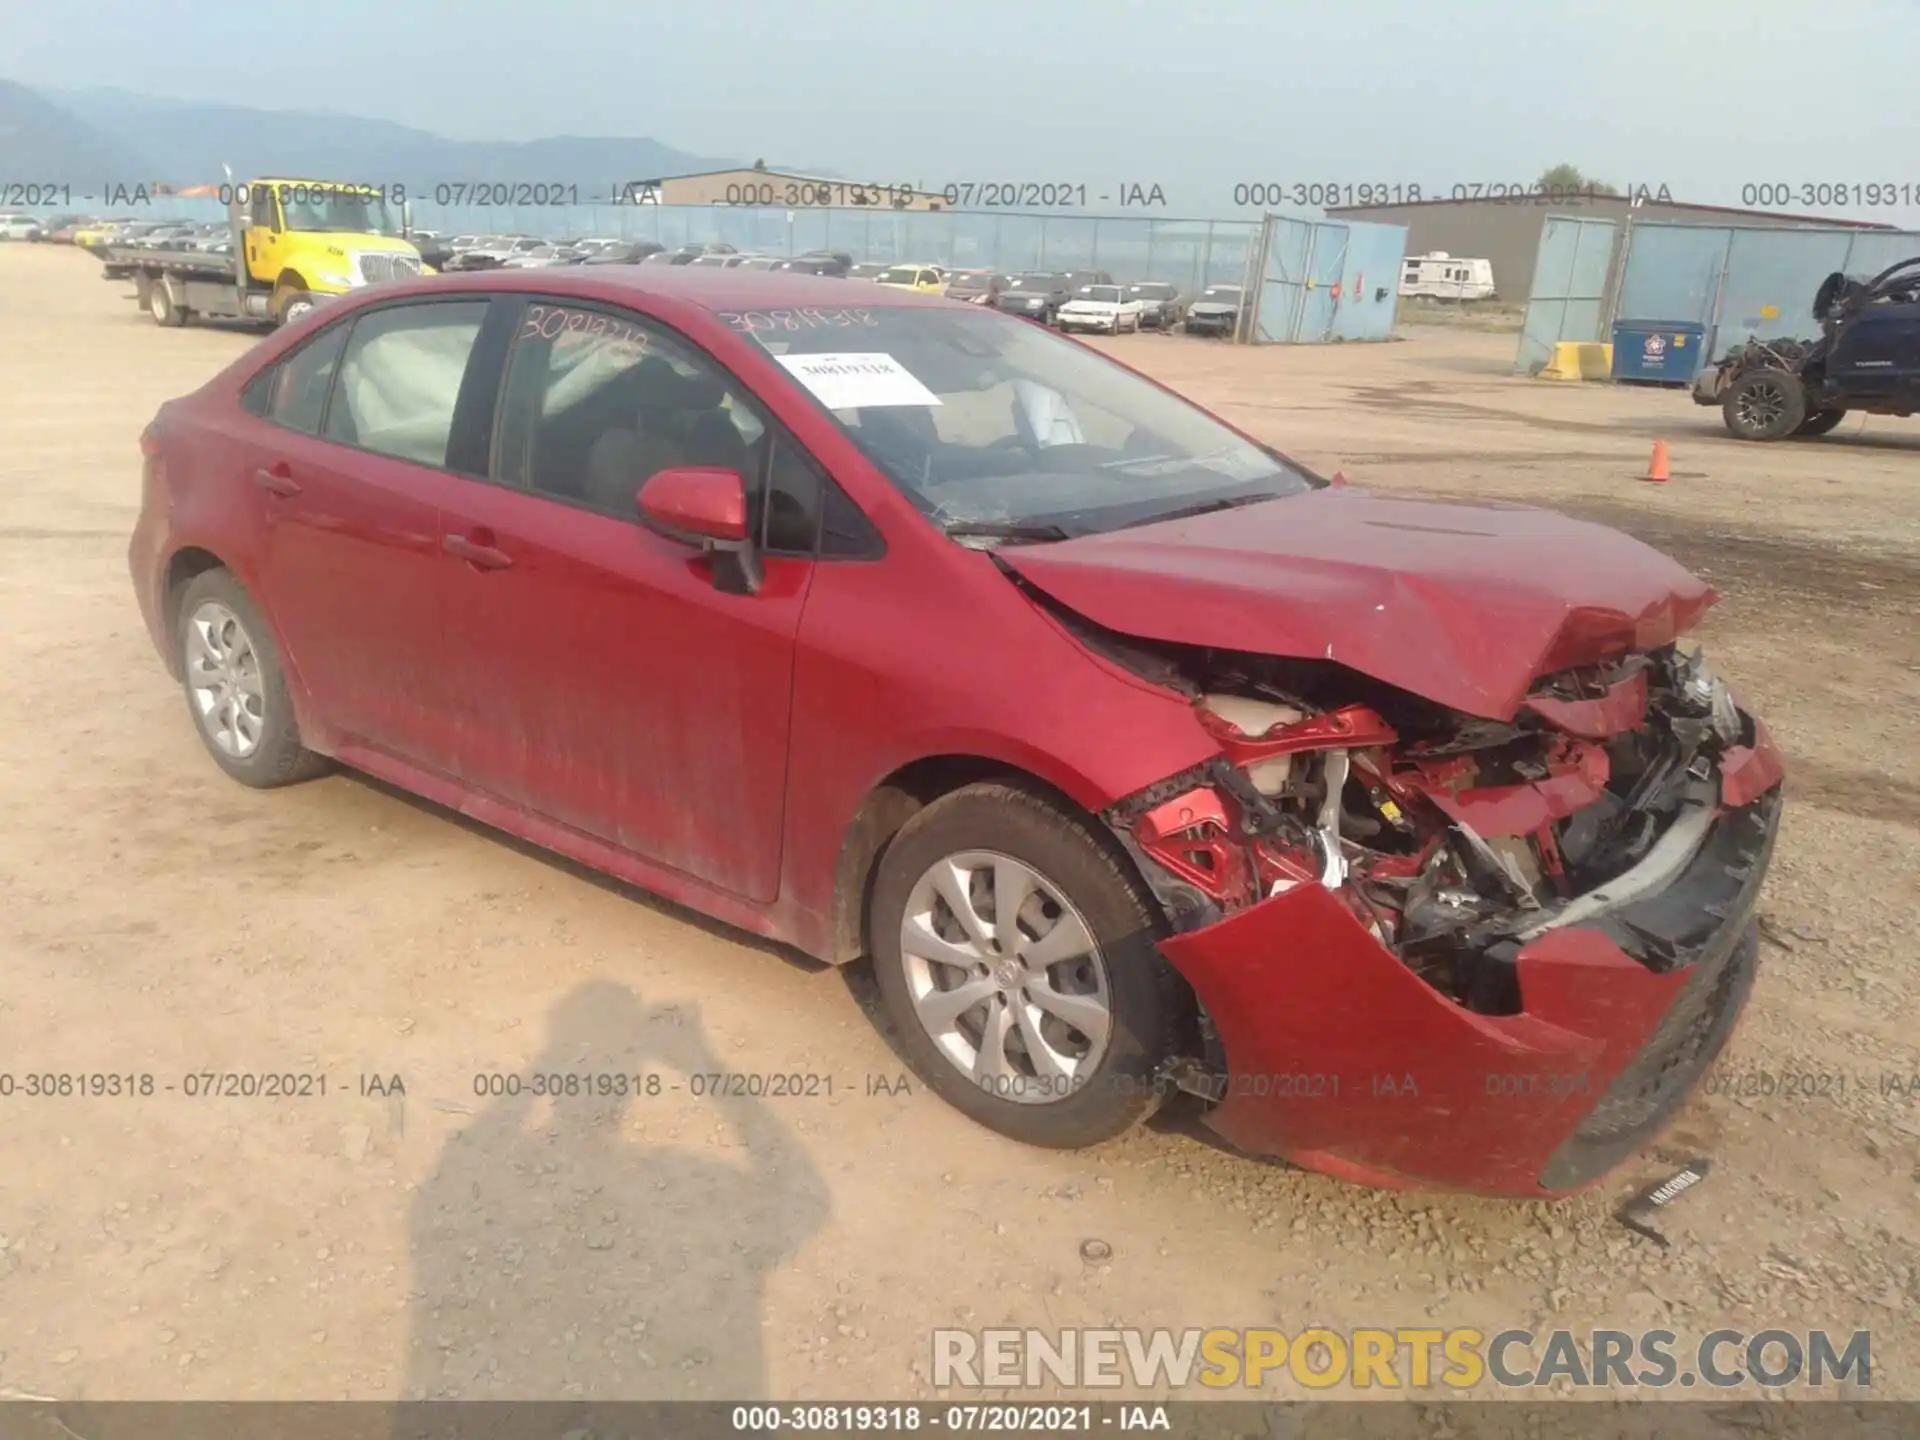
[129,268,1784,1197]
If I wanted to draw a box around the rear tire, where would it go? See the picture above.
[867,782,1191,1150]
[175,570,330,789]
[1722,367,1807,441]
[148,277,187,327]
[1792,408,1847,437]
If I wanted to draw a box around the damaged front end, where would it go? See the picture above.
[1098,639,1785,1196]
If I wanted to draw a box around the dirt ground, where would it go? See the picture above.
[1,243,1916,1406]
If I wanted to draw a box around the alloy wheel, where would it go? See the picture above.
[898,850,1113,1102]
[184,601,266,758]
[1733,376,1791,433]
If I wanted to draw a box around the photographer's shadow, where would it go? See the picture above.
[402,980,830,1400]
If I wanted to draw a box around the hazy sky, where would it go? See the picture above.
[7,0,1919,224]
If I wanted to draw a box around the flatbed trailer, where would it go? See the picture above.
[100,196,287,327]
[120,249,308,327]
[103,246,294,327]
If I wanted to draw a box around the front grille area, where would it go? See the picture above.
[357,252,423,284]
[1538,786,1780,1190]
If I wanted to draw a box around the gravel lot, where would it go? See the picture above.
[1,243,1915,1407]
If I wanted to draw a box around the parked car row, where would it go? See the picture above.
[430,238,1249,336]
[16,212,1248,336]
[973,271,1243,337]
[32,216,234,253]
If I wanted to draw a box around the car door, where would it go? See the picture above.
[433,296,837,902]
[244,183,288,287]
[1827,299,1920,406]
[237,297,497,774]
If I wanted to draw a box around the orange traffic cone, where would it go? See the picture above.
[1643,440,1671,482]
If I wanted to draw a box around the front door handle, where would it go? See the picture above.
[253,464,300,497]
[443,533,513,571]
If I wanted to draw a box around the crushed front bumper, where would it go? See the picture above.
[1156,730,1784,1197]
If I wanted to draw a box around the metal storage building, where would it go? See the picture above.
[1324,195,1893,303]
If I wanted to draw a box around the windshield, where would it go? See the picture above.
[1198,286,1241,302]
[1076,286,1123,303]
[878,267,924,284]
[1009,275,1060,292]
[1132,284,1175,298]
[279,187,399,236]
[722,304,1312,540]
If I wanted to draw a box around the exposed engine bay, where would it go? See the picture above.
[1096,636,1754,1019]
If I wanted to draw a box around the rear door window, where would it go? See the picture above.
[322,301,490,467]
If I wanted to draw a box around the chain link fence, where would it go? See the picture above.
[402,203,1262,292]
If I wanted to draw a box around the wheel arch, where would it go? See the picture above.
[160,546,232,678]
[826,753,1145,967]
[274,268,310,295]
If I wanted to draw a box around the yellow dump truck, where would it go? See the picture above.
[98,178,427,327]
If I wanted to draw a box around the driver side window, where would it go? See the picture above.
[495,302,767,518]
[493,300,869,557]
[248,185,278,231]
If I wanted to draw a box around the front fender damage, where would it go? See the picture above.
[1093,638,1785,1195]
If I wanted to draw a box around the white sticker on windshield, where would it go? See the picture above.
[776,352,942,410]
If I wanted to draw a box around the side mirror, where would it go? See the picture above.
[636,466,762,593]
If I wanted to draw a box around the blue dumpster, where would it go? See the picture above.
[1611,321,1708,385]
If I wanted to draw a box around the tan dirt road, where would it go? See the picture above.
[0,244,1915,1404]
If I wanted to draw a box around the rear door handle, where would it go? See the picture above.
[253,465,300,497]
[443,533,514,571]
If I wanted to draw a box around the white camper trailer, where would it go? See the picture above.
[1399,252,1497,301]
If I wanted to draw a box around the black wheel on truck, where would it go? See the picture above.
[1721,366,1806,441]
[273,283,316,327]
[1792,409,1848,437]
[147,276,188,327]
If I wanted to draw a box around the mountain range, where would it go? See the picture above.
[2,78,767,202]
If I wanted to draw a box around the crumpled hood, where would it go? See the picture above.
[1001,488,1717,719]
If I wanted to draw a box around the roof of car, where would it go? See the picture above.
[371,265,959,313]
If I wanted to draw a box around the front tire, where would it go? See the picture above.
[175,570,329,788]
[274,283,316,327]
[867,783,1191,1150]
[1722,367,1807,441]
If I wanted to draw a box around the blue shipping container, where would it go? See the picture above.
[1611,321,1708,384]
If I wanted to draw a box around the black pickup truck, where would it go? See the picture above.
[1695,255,1920,440]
